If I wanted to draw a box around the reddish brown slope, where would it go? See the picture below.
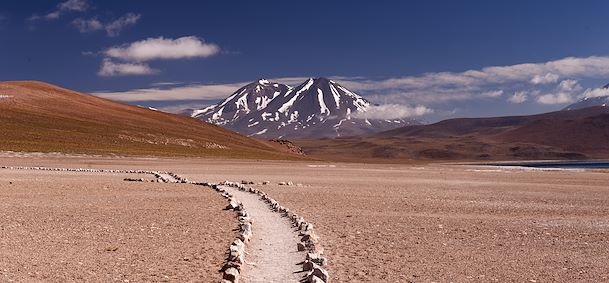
[0,81,299,159]
[296,107,609,162]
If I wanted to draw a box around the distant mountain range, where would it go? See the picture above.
[188,78,419,138]
[297,106,609,162]
[3,80,609,163]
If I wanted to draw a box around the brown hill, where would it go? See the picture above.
[296,107,609,162]
[0,81,300,159]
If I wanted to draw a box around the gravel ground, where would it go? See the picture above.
[2,154,609,282]
[0,169,235,282]
[179,161,609,282]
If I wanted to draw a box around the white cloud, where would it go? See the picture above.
[105,13,141,37]
[481,90,503,98]
[557,79,581,92]
[582,87,609,99]
[341,56,609,105]
[30,0,88,21]
[72,18,103,32]
[537,92,574,105]
[354,104,433,120]
[98,59,158,77]
[508,91,528,104]
[91,55,609,109]
[95,36,220,77]
[105,36,220,62]
[531,73,559,84]
[73,13,140,36]
[533,79,582,105]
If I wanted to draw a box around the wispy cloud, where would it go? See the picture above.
[342,56,609,105]
[480,90,504,98]
[104,13,140,37]
[354,104,433,120]
[537,92,574,105]
[73,13,140,37]
[93,82,244,100]
[98,59,158,77]
[582,87,609,99]
[92,56,609,110]
[531,73,559,85]
[29,0,89,21]
[104,36,220,61]
[72,17,103,32]
[149,82,186,87]
[508,91,528,104]
[157,102,215,114]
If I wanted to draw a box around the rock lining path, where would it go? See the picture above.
[221,185,303,283]
[1,166,316,282]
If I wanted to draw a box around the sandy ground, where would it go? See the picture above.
[222,186,303,283]
[179,161,609,282]
[1,153,609,282]
[0,168,235,282]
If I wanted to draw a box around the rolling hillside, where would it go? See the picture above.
[0,81,299,159]
[296,106,609,162]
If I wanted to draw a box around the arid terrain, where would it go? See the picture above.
[0,164,236,282]
[1,153,608,282]
[0,81,299,160]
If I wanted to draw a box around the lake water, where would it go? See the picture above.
[488,161,609,169]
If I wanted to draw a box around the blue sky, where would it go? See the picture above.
[3,0,609,121]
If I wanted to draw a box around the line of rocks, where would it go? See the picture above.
[166,172,190,183]
[0,166,184,184]
[220,181,329,283]
[0,166,161,174]
[198,183,253,283]
[240,180,302,186]
[1,166,319,282]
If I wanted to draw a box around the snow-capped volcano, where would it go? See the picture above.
[192,79,292,125]
[190,77,419,138]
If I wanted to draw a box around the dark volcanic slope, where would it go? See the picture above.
[0,81,297,159]
[565,97,609,110]
[297,107,609,162]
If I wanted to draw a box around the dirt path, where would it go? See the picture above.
[221,186,303,283]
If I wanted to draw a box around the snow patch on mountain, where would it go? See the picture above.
[190,77,424,138]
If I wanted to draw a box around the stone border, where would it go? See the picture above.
[0,166,187,184]
[220,181,330,283]
[0,166,159,174]
[201,183,253,283]
[1,166,323,282]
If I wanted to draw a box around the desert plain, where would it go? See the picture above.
[1,153,608,282]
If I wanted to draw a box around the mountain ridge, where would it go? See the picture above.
[190,77,419,138]
[295,106,609,162]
